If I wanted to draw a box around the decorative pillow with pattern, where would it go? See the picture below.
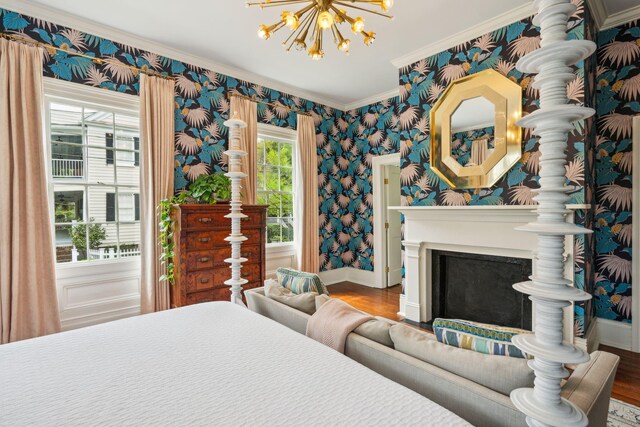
[275,267,329,296]
[432,318,533,359]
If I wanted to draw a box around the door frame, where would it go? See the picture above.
[372,153,402,289]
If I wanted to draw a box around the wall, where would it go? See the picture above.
[329,1,599,335]
[594,19,639,324]
[0,7,342,273]
[319,97,400,272]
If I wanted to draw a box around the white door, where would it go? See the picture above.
[385,166,402,287]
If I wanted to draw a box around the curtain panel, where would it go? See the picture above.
[139,74,175,313]
[295,114,319,274]
[229,96,257,204]
[0,39,61,343]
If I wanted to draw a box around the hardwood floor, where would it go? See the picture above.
[328,281,640,407]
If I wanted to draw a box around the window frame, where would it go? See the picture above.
[256,123,297,249]
[44,78,141,266]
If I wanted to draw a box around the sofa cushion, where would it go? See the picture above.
[276,267,329,295]
[354,318,395,348]
[389,324,534,396]
[315,294,331,311]
[265,281,318,315]
[433,318,532,359]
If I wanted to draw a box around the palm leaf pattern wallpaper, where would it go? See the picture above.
[594,19,639,323]
[0,0,634,329]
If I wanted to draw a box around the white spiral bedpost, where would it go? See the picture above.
[511,1,595,426]
[223,113,248,306]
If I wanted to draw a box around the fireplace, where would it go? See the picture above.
[391,205,583,347]
[431,251,532,330]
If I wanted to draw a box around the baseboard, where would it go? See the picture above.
[398,293,406,317]
[596,318,632,351]
[319,267,376,287]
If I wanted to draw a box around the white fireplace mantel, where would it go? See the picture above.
[389,204,587,345]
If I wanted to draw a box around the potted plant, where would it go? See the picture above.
[158,172,231,284]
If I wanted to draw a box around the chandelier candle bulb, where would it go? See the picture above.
[247,0,392,58]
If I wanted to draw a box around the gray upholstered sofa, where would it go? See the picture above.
[246,287,619,427]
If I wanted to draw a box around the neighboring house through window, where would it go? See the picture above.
[45,83,141,263]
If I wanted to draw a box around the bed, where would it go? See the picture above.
[0,302,469,426]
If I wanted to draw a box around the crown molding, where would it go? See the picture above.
[601,4,640,30]
[0,0,346,111]
[343,88,400,111]
[390,2,537,69]
[585,0,607,28]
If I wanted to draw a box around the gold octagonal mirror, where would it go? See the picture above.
[430,69,522,189]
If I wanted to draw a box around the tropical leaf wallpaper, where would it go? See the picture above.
[594,19,639,323]
[0,1,635,328]
[0,6,341,273]
[319,97,400,271]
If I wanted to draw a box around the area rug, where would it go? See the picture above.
[608,398,640,426]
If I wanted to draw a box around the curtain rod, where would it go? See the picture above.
[227,92,311,117]
[0,32,175,81]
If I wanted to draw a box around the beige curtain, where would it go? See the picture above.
[0,39,61,343]
[229,96,257,204]
[140,74,175,313]
[470,137,489,166]
[295,114,319,273]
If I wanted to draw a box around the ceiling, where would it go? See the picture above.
[5,0,640,109]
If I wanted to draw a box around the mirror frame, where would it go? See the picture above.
[430,69,522,189]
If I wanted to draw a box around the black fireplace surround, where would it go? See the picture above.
[430,250,532,330]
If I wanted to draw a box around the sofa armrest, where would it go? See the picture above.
[561,350,620,427]
[245,287,310,335]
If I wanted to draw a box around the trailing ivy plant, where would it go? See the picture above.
[158,173,231,285]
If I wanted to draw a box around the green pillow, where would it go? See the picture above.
[433,318,532,359]
[276,267,329,295]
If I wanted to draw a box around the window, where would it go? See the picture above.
[256,125,296,245]
[45,88,141,263]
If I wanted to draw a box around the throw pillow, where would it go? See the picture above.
[276,267,329,295]
[432,318,532,359]
[389,324,534,396]
[265,281,318,315]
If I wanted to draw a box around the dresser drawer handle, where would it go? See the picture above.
[200,277,210,284]
[198,256,211,263]
[242,217,249,221]
[199,237,211,243]
[242,272,249,278]
[242,252,250,258]
[198,217,212,223]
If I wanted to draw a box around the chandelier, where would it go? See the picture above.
[246,0,394,60]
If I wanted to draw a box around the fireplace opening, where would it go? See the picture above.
[430,250,532,330]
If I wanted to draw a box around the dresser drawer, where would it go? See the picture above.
[239,263,261,283]
[185,210,230,229]
[211,244,262,265]
[185,230,229,251]
[186,288,229,305]
[186,269,228,292]
[186,251,215,270]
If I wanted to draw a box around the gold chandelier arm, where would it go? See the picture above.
[333,1,393,18]
[283,7,316,49]
[246,0,310,8]
[330,5,355,24]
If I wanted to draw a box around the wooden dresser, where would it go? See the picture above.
[169,204,267,308]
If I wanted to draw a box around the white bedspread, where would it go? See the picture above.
[0,302,470,426]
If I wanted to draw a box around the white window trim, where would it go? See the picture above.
[44,77,140,266]
[257,123,297,252]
